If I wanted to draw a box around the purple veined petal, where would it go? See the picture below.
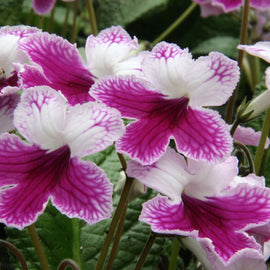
[127,148,189,203]
[238,42,270,63]
[31,0,56,15]
[0,26,40,78]
[173,107,233,163]
[0,94,20,133]
[19,32,95,105]
[143,42,239,106]
[51,157,113,225]
[63,102,125,157]
[0,133,70,229]
[86,26,141,78]
[233,125,270,149]
[14,86,67,150]
[250,0,270,9]
[182,237,267,270]
[139,185,270,264]
[91,75,168,119]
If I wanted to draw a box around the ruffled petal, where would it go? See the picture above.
[19,32,95,105]
[233,125,270,148]
[127,148,189,203]
[51,157,113,225]
[31,0,56,15]
[182,237,267,270]
[0,133,70,229]
[140,186,270,263]
[86,26,142,77]
[14,86,67,150]
[173,107,233,163]
[0,25,39,78]
[64,102,125,157]
[0,94,20,133]
[142,42,239,106]
[238,42,270,63]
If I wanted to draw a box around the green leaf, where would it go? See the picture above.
[192,36,239,58]
[97,0,170,30]
[0,0,23,26]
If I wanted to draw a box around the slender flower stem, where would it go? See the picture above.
[49,1,56,33]
[0,239,28,270]
[27,224,50,270]
[225,0,250,124]
[106,202,128,270]
[70,0,79,43]
[151,2,197,46]
[72,219,82,269]
[134,233,157,270]
[26,8,34,26]
[58,259,80,270]
[254,108,270,174]
[168,237,180,270]
[38,15,44,30]
[85,0,98,36]
[117,152,127,171]
[95,176,134,270]
[62,2,72,38]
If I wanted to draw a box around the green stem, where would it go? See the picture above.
[254,108,270,174]
[38,15,44,30]
[95,176,134,270]
[61,2,71,38]
[27,224,50,270]
[248,54,261,92]
[225,0,250,124]
[49,0,56,33]
[151,2,197,46]
[72,219,82,269]
[106,202,128,270]
[134,233,157,270]
[168,237,180,270]
[0,239,28,270]
[85,0,98,36]
[70,0,79,43]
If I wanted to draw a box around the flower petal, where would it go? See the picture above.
[86,26,142,77]
[31,0,56,15]
[0,133,70,229]
[140,186,270,263]
[19,32,95,105]
[51,157,113,225]
[14,86,67,150]
[173,107,233,163]
[238,42,270,63]
[0,94,20,133]
[63,102,125,157]
[142,42,239,106]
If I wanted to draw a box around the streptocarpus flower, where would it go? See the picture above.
[18,26,144,105]
[127,147,270,269]
[193,0,270,17]
[92,42,239,165]
[0,86,125,229]
[32,0,75,15]
[0,25,39,133]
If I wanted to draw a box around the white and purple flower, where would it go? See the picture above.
[92,42,239,165]
[127,147,270,269]
[0,25,39,133]
[17,26,144,105]
[193,0,270,17]
[0,86,125,229]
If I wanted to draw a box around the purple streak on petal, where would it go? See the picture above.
[0,72,18,92]
[0,25,40,38]
[115,97,189,164]
[140,187,270,263]
[32,0,56,15]
[19,32,95,105]
[0,94,20,133]
[173,107,233,162]
[212,0,241,11]
[0,133,70,229]
[51,157,113,225]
